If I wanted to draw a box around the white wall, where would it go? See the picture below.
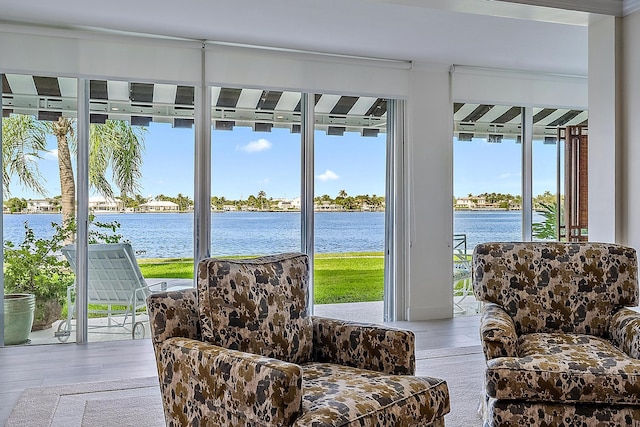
[622,10,640,248]
[405,64,453,320]
[588,16,622,243]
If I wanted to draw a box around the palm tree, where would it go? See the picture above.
[2,115,48,196]
[257,190,267,210]
[532,202,560,240]
[2,114,146,228]
[50,117,76,226]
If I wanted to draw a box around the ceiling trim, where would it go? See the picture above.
[624,0,640,14]
[496,0,622,16]
[367,0,591,25]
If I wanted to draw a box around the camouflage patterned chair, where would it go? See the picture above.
[147,252,450,426]
[473,242,640,426]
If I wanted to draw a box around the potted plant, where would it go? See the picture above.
[4,221,75,332]
[4,293,36,345]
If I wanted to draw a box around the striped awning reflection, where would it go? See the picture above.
[1,74,386,136]
[2,74,587,139]
[454,102,588,141]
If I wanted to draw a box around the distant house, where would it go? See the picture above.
[26,199,56,213]
[455,196,495,210]
[315,201,343,211]
[454,197,476,210]
[140,200,179,212]
[275,197,301,210]
[89,196,119,212]
[277,199,292,210]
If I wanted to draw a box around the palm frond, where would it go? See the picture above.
[2,115,49,196]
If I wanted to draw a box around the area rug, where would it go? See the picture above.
[6,346,484,427]
[5,377,163,427]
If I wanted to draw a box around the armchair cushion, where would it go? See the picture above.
[294,363,449,426]
[486,332,640,404]
[197,253,313,364]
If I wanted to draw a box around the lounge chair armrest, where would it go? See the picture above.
[480,302,518,359]
[146,288,201,343]
[610,308,640,359]
[145,280,168,292]
[311,316,415,375]
[156,337,303,426]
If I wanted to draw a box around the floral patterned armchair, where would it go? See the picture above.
[473,242,640,426]
[147,252,450,426]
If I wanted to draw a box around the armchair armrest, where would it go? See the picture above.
[479,302,518,359]
[156,337,303,426]
[610,307,640,359]
[311,316,415,375]
[146,288,201,343]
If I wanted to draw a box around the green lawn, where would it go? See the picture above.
[138,257,194,278]
[137,252,384,305]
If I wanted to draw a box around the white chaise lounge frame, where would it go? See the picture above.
[58,243,166,341]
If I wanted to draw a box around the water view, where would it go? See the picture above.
[3,210,538,258]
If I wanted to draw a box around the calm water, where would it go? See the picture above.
[454,210,543,249]
[2,210,537,258]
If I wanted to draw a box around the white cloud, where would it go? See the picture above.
[240,138,272,153]
[45,149,59,160]
[318,170,339,181]
[498,173,512,179]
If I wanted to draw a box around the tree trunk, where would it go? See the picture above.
[53,117,76,237]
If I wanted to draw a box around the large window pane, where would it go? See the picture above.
[313,95,387,322]
[82,79,196,342]
[453,103,522,315]
[210,87,302,256]
[532,108,587,241]
[2,73,78,345]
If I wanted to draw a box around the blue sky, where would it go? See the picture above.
[9,123,387,201]
[454,137,559,198]
[8,123,559,201]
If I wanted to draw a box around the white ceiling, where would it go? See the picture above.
[0,0,597,75]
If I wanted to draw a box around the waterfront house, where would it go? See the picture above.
[139,200,179,212]
[88,196,119,212]
[26,199,55,213]
[455,197,480,210]
[275,198,293,210]
[315,201,344,211]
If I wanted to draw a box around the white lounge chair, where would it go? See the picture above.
[57,243,175,341]
[453,233,474,314]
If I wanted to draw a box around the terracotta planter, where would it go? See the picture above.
[4,293,35,345]
[32,297,63,331]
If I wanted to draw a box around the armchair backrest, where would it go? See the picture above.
[473,242,638,336]
[197,252,313,364]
